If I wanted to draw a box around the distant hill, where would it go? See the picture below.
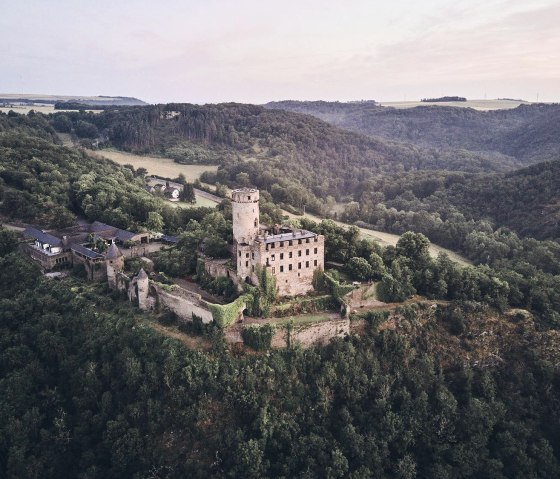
[265,101,560,164]
[50,103,523,213]
[0,93,146,107]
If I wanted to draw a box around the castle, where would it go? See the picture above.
[231,188,325,297]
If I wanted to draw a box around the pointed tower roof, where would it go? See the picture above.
[105,242,123,260]
[137,268,148,279]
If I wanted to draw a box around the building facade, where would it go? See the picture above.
[232,188,325,297]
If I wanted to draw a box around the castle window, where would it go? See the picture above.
[289,264,292,271]
[314,248,317,254]
[245,261,249,267]
[280,265,284,272]
[280,253,284,260]
[271,254,275,261]
[272,267,276,274]
[306,238,310,243]
[271,242,275,248]
[252,252,254,259]
[248,196,251,200]
[298,239,302,245]
[314,260,318,266]
[246,253,249,258]
[280,242,284,247]
[252,265,255,272]
[298,251,302,257]
[306,261,309,268]
[254,218,257,227]
[314,237,318,242]
[289,252,293,258]
[298,262,301,269]
[289,240,293,246]
[306,249,309,255]
[239,251,241,257]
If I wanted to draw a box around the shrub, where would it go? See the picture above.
[241,324,275,351]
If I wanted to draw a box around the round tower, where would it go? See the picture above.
[105,243,124,290]
[136,268,150,310]
[232,188,260,246]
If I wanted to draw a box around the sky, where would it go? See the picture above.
[1,0,559,104]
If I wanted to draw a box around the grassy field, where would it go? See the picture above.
[0,105,97,115]
[92,149,219,181]
[379,99,532,111]
[168,196,219,209]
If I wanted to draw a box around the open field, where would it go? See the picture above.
[379,99,532,111]
[0,105,100,115]
[91,149,219,181]
[168,196,219,209]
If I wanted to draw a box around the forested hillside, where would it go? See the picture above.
[50,104,523,214]
[265,101,560,163]
[1,244,559,478]
[345,160,560,241]
[0,112,210,234]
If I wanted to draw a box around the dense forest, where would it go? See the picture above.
[1,236,560,478]
[0,103,560,477]
[265,101,560,163]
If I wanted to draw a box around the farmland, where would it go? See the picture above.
[90,149,219,181]
[379,98,532,110]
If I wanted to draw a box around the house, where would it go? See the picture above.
[89,221,149,245]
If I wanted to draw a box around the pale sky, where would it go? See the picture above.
[1,0,559,103]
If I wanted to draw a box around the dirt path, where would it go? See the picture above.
[147,320,211,350]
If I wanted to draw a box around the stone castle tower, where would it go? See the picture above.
[106,243,124,290]
[232,188,259,279]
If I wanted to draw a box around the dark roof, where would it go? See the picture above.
[90,221,115,233]
[162,235,178,243]
[258,230,317,245]
[89,221,137,242]
[70,243,104,259]
[115,229,136,242]
[23,227,62,246]
[105,243,123,259]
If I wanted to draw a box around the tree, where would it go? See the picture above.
[0,228,18,256]
[180,183,196,203]
[368,252,386,280]
[347,257,374,281]
[145,211,164,232]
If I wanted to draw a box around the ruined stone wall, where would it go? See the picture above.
[151,283,214,323]
[203,258,242,290]
[225,317,350,349]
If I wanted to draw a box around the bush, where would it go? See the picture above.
[241,324,275,351]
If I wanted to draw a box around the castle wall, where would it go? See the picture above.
[224,317,349,349]
[151,283,214,323]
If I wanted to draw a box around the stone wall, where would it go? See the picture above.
[225,317,350,349]
[151,283,214,324]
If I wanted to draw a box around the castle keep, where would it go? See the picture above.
[232,188,325,297]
